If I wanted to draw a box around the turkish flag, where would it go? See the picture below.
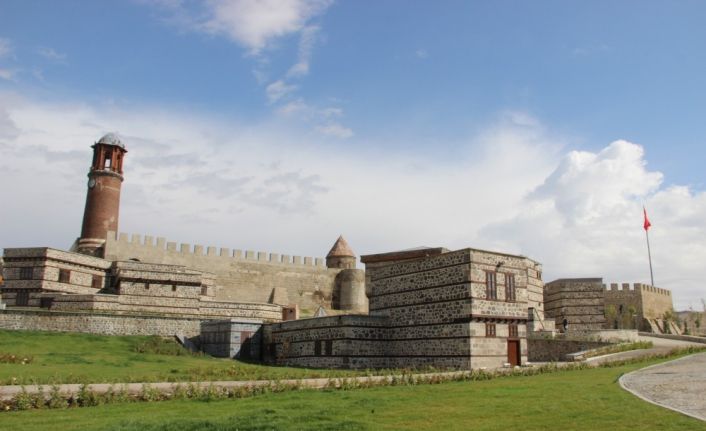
[643,207,652,231]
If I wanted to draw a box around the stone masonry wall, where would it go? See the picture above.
[544,278,606,331]
[0,308,202,337]
[267,247,536,370]
[527,338,610,362]
[603,283,674,331]
[103,232,343,314]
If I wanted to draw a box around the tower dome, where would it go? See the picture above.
[326,235,356,269]
[97,133,125,149]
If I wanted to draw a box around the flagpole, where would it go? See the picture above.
[645,228,655,287]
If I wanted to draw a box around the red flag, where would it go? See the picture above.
[643,207,651,231]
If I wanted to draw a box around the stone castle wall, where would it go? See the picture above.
[544,278,606,331]
[603,282,673,320]
[0,308,203,337]
[603,282,674,331]
[103,232,345,314]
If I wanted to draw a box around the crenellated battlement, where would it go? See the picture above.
[602,282,671,296]
[108,232,326,267]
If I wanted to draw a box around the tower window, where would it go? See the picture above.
[104,154,112,169]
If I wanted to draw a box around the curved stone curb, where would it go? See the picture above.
[619,353,706,422]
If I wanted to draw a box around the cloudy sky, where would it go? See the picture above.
[1,1,705,309]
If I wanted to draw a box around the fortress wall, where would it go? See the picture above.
[603,282,673,321]
[0,308,203,337]
[45,292,282,321]
[104,232,341,313]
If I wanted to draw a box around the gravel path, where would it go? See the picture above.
[620,352,706,421]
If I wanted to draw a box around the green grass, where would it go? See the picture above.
[1,355,705,431]
[0,330,366,385]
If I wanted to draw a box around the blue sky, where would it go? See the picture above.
[1,1,705,308]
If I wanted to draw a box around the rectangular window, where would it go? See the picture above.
[92,275,103,289]
[145,283,150,290]
[505,274,516,302]
[485,323,496,337]
[172,284,177,292]
[16,290,29,306]
[58,269,71,284]
[486,271,497,300]
[19,267,33,280]
[314,340,322,356]
[325,340,333,356]
[509,324,518,338]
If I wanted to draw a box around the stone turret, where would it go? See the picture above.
[326,235,356,269]
[326,236,367,312]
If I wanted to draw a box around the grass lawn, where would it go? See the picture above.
[1,356,705,431]
[0,330,365,385]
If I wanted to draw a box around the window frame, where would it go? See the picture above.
[58,268,71,284]
[91,275,103,289]
[508,324,519,338]
[19,267,33,280]
[505,273,516,302]
[485,271,497,300]
[485,323,497,337]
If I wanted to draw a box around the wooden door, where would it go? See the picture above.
[239,331,253,359]
[507,340,520,367]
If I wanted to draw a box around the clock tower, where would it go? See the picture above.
[77,133,127,256]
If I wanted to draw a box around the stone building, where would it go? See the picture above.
[544,278,606,332]
[1,134,366,320]
[263,246,546,370]
[1,247,281,321]
[1,132,553,368]
[544,278,678,334]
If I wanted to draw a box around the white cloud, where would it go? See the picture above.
[277,99,309,116]
[37,47,67,62]
[200,0,332,55]
[286,25,320,77]
[477,140,705,309]
[266,79,298,103]
[0,38,12,58]
[1,95,703,309]
[416,49,428,59]
[0,69,15,81]
[315,122,353,139]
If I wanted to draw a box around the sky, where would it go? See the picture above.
[0,1,705,309]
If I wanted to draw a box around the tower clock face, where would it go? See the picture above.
[88,178,96,189]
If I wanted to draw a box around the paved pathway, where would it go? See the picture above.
[585,334,704,365]
[620,352,706,421]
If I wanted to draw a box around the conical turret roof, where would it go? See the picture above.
[326,235,355,258]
